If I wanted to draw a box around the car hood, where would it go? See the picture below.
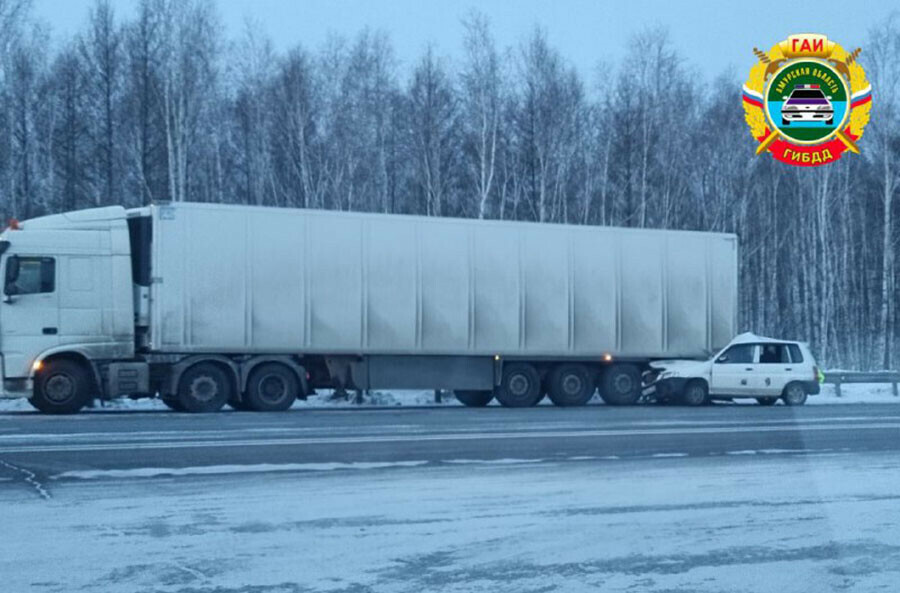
[648,359,712,376]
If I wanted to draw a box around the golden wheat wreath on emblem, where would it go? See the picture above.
[743,34,871,166]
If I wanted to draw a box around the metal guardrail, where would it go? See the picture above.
[823,371,900,397]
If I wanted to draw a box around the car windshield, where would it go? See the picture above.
[789,90,827,99]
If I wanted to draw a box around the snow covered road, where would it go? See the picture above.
[2,405,900,592]
[3,452,900,592]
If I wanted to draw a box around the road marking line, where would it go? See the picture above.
[1,422,898,454]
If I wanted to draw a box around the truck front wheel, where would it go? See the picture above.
[599,364,641,405]
[454,390,494,407]
[177,363,232,413]
[30,359,93,414]
[495,363,543,407]
[548,364,595,406]
[244,363,299,412]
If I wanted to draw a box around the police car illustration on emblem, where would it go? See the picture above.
[780,84,834,126]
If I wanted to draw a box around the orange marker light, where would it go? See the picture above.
[602,353,613,362]
[32,360,43,372]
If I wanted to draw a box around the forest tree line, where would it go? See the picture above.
[1,0,899,369]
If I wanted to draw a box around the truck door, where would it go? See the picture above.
[710,343,758,396]
[0,255,59,379]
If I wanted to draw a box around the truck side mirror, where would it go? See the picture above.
[4,254,19,300]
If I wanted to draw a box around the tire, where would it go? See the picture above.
[756,397,778,406]
[494,363,543,408]
[782,383,808,406]
[782,117,790,126]
[547,363,595,407]
[161,396,185,412]
[227,396,252,411]
[30,359,93,414]
[177,363,232,413]
[454,390,494,407]
[599,364,642,405]
[680,379,708,406]
[826,118,833,126]
[244,363,299,412]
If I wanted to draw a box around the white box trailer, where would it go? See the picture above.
[0,202,738,413]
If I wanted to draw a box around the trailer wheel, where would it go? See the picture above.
[161,396,185,412]
[227,396,251,411]
[599,364,641,405]
[454,390,494,407]
[30,359,93,414]
[244,363,299,412]
[781,383,808,406]
[177,363,231,413]
[495,363,543,407]
[548,364,595,406]
[756,397,778,406]
[680,379,708,406]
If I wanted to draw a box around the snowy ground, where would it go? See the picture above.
[0,382,897,413]
[2,451,899,592]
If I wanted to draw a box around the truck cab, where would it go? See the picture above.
[648,333,821,406]
[0,207,135,412]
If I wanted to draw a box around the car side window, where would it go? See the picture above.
[759,344,789,364]
[788,344,804,363]
[717,344,755,364]
[6,257,55,295]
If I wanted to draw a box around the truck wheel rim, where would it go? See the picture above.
[259,374,287,403]
[614,374,633,394]
[45,374,75,403]
[190,376,218,402]
[563,374,583,395]
[509,374,530,397]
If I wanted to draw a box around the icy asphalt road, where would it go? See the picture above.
[2,405,900,592]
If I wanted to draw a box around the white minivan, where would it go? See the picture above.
[647,333,821,406]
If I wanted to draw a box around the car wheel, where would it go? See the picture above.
[495,363,543,407]
[680,379,708,406]
[177,363,232,413]
[782,117,790,126]
[245,363,299,412]
[547,363,595,406]
[599,364,642,405]
[782,383,808,406]
[756,397,778,406]
[454,390,494,407]
[30,359,93,414]
[826,118,833,126]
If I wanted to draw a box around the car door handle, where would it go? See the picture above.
[744,367,753,371]
[42,327,57,335]
[785,368,792,371]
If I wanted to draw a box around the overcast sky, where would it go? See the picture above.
[31,0,894,81]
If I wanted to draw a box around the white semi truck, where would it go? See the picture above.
[0,202,738,413]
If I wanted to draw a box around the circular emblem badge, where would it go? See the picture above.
[743,35,872,166]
